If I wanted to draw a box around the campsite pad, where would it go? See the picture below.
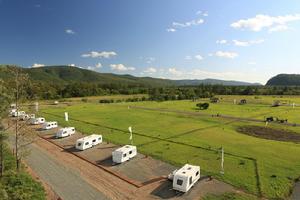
[237,125,300,142]
[41,130,176,184]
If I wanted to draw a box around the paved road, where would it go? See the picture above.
[291,182,300,200]
[24,143,110,200]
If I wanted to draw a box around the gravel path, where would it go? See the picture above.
[25,143,110,200]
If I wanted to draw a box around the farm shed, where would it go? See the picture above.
[56,127,75,138]
[75,134,102,150]
[171,164,200,193]
[42,121,58,130]
[30,117,45,125]
[112,145,137,164]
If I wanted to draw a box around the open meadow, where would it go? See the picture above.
[38,95,300,199]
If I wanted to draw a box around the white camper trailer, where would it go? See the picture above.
[171,164,200,193]
[42,121,58,130]
[20,114,35,121]
[10,103,16,109]
[30,117,45,125]
[112,145,137,164]
[11,111,26,117]
[9,109,16,116]
[75,134,102,150]
[55,127,75,138]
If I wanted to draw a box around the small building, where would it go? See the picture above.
[239,99,247,105]
[112,145,137,164]
[42,121,58,130]
[56,127,75,138]
[75,134,102,151]
[172,164,200,193]
[30,117,45,125]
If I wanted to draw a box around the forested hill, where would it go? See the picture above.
[0,65,174,87]
[266,74,300,86]
[0,65,259,86]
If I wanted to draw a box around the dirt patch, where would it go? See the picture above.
[237,126,300,142]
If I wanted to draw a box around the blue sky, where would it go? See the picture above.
[1,0,300,84]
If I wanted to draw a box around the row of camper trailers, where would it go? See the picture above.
[9,106,200,193]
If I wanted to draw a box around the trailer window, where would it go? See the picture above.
[196,171,199,176]
[92,139,96,143]
[98,137,101,141]
[129,151,132,154]
[189,177,192,185]
[123,153,127,157]
[85,142,89,145]
[77,143,82,146]
[176,179,183,186]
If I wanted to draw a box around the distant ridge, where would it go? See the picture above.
[266,74,300,86]
[0,65,260,86]
[175,79,261,86]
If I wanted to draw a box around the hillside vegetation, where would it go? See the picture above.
[266,74,300,86]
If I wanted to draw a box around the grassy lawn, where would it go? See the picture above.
[39,96,300,199]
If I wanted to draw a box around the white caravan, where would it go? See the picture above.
[112,145,137,164]
[42,121,58,130]
[11,111,26,117]
[55,127,75,138]
[75,134,102,150]
[10,103,16,109]
[21,114,35,121]
[172,164,200,193]
[30,117,45,125]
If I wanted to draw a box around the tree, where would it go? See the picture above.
[0,79,12,177]
[8,67,33,171]
[196,103,209,110]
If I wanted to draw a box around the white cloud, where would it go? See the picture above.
[231,14,300,32]
[215,51,238,59]
[232,39,264,47]
[195,54,204,61]
[87,66,94,70]
[269,25,289,32]
[167,28,176,32]
[172,18,204,28]
[95,63,102,68]
[196,11,208,17]
[216,40,227,44]
[110,64,135,71]
[81,51,117,58]
[65,29,75,34]
[144,67,157,74]
[146,57,156,64]
[168,68,183,76]
[31,63,45,68]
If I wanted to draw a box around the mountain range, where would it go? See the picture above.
[0,65,261,86]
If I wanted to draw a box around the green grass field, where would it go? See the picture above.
[38,95,300,199]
